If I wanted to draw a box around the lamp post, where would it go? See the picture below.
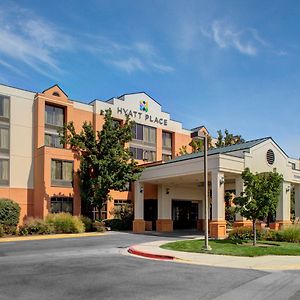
[197,133,211,251]
[203,134,211,250]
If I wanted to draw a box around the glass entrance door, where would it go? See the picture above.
[172,200,198,229]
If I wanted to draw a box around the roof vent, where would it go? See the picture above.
[266,149,275,165]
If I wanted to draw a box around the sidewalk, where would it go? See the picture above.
[128,240,300,271]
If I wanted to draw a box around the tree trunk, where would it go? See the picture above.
[253,219,257,246]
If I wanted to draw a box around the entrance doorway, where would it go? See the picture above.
[144,199,158,230]
[172,200,198,229]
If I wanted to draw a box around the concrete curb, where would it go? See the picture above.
[128,245,175,260]
[0,232,105,243]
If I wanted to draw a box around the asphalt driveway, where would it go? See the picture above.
[0,232,298,300]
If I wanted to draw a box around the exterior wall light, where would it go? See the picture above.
[286,185,290,193]
[166,188,170,194]
[219,176,225,185]
[140,187,144,193]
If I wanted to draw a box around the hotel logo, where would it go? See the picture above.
[140,100,148,112]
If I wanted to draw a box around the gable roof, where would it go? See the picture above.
[42,84,68,98]
[116,91,161,106]
[165,137,271,165]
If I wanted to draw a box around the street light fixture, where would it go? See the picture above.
[194,132,211,251]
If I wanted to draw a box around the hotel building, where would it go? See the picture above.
[0,83,299,238]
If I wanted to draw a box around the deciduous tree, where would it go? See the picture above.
[233,168,283,245]
[60,109,142,219]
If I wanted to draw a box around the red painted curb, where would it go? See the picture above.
[128,247,174,260]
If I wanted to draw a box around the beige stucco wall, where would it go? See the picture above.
[0,84,35,188]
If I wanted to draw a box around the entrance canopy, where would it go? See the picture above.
[133,137,300,238]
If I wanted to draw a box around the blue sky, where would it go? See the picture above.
[0,0,300,157]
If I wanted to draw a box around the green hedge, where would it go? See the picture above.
[0,198,20,234]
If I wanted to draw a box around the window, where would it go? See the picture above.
[51,160,73,186]
[162,154,172,161]
[51,197,73,214]
[162,131,172,149]
[0,95,9,119]
[114,199,131,208]
[0,159,9,185]
[45,104,64,127]
[45,133,63,148]
[0,127,9,151]
[130,147,156,162]
[132,123,156,144]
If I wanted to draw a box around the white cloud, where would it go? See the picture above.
[0,3,74,78]
[111,57,145,73]
[211,21,260,56]
[83,37,174,73]
[0,4,173,78]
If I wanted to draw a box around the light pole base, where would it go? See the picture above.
[202,245,212,251]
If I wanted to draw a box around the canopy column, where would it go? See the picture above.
[210,171,226,238]
[156,184,173,232]
[133,181,145,233]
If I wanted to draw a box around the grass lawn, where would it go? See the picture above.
[160,239,300,257]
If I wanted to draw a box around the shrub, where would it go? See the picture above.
[103,219,123,230]
[108,203,133,230]
[0,223,4,237]
[0,198,20,234]
[19,218,54,236]
[46,213,85,234]
[274,225,300,243]
[228,226,263,241]
[92,220,106,232]
[80,216,93,232]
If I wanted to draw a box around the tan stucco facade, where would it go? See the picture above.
[0,83,299,239]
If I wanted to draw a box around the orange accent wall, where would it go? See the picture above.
[173,132,192,156]
[156,128,162,161]
[144,183,158,199]
[0,188,34,224]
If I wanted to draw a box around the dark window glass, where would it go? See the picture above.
[51,160,73,186]
[45,105,64,127]
[51,197,73,214]
[162,131,172,149]
[45,134,63,148]
[0,96,9,118]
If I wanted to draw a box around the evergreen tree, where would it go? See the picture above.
[60,109,142,219]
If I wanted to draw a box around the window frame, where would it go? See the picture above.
[0,125,9,153]
[0,95,10,121]
[0,158,9,186]
[51,159,74,187]
[50,197,73,214]
[45,104,65,128]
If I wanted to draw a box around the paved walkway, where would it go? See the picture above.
[128,240,300,271]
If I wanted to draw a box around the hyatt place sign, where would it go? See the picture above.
[116,102,168,126]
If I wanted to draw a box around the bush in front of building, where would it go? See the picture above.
[272,224,300,243]
[0,223,4,237]
[19,218,54,236]
[80,216,93,232]
[105,203,133,231]
[228,227,264,242]
[92,220,106,232]
[46,213,85,234]
[0,198,21,235]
